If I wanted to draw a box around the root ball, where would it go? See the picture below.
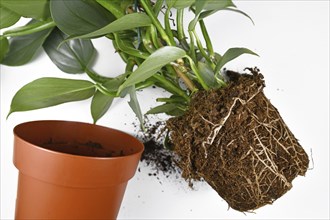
[167,68,309,211]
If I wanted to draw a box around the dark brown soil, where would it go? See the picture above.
[41,139,124,157]
[166,68,309,212]
[137,120,181,176]
[141,139,180,175]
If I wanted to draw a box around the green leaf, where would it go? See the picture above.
[171,0,195,9]
[8,77,95,117]
[198,61,218,88]
[50,0,115,36]
[95,0,125,19]
[166,0,194,9]
[0,37,9,62]
[146,103,178,115]
[103,73,128,92]
[1,20,53,66]
[0,5,20,29]
[127,86,144,129]
[195,0,208,15]
[43,28,95,74]
[0,0,50,20]
[167,108,185,116]
[157,95,188,104]
[118,46,186,93]
[189,0,236,31]
[201,0,235,11]
[224,8,254,25]
[199,8,254,25]
[215,47,259,73]
[91,91,114,124]
[67,13,152,40]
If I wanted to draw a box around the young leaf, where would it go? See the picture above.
[215,47,259,73]
[0,5,20,29]
[197,7,254,25]
[127,86,144,129]
[118,46,186,93]
[50,0,115,36]
[0,0,50,20]
[91,91,114,124]
[8,77,95,117]
[0,37,9,62]
[189,0,236,31]
[43,28,95,74]
[146,103,178,115]
[224,8,255,25]
[1,20,53,66]
[67,13,152,40]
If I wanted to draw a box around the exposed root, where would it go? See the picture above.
[201,85,263,159]
[167,69,309,212]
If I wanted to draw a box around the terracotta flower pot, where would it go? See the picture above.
[13,120,144,219]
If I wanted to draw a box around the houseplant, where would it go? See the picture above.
[1,0,309,213]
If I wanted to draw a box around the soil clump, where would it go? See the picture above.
[166,68,309,211]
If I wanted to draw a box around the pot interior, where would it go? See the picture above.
[14,120,143,158]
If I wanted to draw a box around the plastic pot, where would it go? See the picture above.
[13,120,144,219]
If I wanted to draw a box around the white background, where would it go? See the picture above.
[1,1,329,219]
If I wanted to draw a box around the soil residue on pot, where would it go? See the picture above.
[166,68,309,212]
[41,139,125,157]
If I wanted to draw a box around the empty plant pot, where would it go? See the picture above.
[13,120,144,219]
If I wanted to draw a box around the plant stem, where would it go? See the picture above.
[95,84,116,97]
[136,80,155,90]
[192,30,213,65]
[176,9,185,41]
[199,20,214,57]
[142,28,156,53]
[114,33,149,59]
[185,55,209,90]
[152,74,190,101]
[172,64,196,92]
[164,7,176,46]
[153,0,164,16]
[125,57,136,72]
[165,65,178,79]
[149,24,163,48]
[85,68,111,84]
[3,20,55,37]
[188,31,197,63]
[111,40,129,63]
[139,0,174,46]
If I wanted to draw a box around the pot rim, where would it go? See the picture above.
[13,120,144,187]
[13,120,144,160]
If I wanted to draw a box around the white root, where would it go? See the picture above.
[200,85,263,158]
